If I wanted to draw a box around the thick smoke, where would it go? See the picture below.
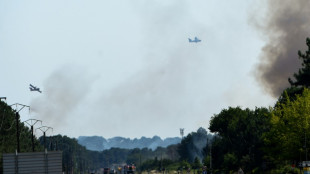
[253,0,310,97]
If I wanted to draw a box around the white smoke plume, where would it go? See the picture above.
[30,65,97,132]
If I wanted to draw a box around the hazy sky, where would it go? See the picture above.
[0,0,279,139]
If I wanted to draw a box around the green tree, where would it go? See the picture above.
[278,37,310,104]
[223,153,237,172]
[177,128,210,163]
[192,157,202,172]
[263,88,310,165]
[209,107,271,172]
[289,38,310,87]
[0,101,43,171]
[179,160,191,171]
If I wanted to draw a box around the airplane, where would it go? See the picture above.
[188,37,201,43]
[29,84,42,93]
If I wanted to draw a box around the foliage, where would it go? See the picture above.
[289,38,310,87]
[278,37,310,104]
[0,101,43,172]
[139,157,174,171]
[276,87,304,106]
[263,88,310,165]
[177,127,213,163]
[179,160,191,170]
[41,135,97,173]
[223,153,237,171]
[192,157,202,170]
[267,165,299,174]
[208,107,271,172]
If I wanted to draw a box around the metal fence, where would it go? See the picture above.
[3,151,62,174]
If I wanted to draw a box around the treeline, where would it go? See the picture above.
[0,94,213,173]
[0,101,43,172]
[1,38,310,173]
[0,103,211,173]
[41,134,194,173]
[139,37,310,173]
[206,37,310,173]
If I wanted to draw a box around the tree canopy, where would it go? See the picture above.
[279,37,310,104]
[209,107,270,172]
[263,88,310,163]
[0,101,43,172]
[289,38,310,87]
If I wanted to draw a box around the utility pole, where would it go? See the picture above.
[161,151,163,173]
[36,126,53,150]
[210,141,212,174]
[139,152,142,174]
[24,119,42,152]
[206,138,212,174]
[10,103,30,153]
[305,130,308,161]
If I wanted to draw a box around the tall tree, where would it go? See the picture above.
[263,88,310,164]
[177,128,210,163]
[278,37,310,104]
[0,101,43,171]
[289,37,310,87]
[209,107,271,172]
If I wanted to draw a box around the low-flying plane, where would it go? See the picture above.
[188,37,201,43]
[29,84,42,93]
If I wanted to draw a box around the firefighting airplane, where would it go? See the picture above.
[188,37,201,43]
[29,84,42,93]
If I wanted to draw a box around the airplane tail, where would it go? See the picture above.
[188,38,192,42]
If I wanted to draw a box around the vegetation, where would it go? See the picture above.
[0,101,43,172]
[177,127,211,163]
[2,37,310,173]
[264,89,310,166]
[279,37,310,103]
[208,107,270,173]
[288,38,310,88]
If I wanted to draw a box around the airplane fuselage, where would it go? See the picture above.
[29,84,42,93]
[188,37,201,43]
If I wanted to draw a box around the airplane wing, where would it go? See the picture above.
[29,84,42,93]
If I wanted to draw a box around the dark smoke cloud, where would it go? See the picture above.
[253,0,310,97]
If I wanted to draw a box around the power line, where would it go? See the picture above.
[10,103,30,153]
[36,126,53,150]
[24,119,42,152]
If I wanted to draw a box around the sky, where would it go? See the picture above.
[2,0,307,139]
